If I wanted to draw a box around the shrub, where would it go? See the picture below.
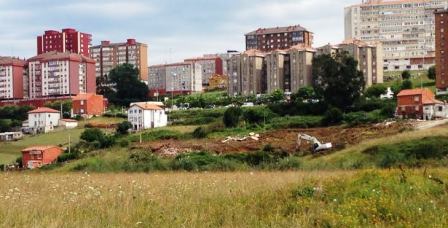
[57,150,81,163]
[401,70,411,80]
[269,116,323,129]
[119,139,130,147]
[171,152,243,171]
[321,107,343,126]
[81,128,105,143]
[192,127,208,139]
[401,79,413,90]
[223,107,243,128]
[428,65,436,80]
[365,84,387,98]
[116,121,132,135]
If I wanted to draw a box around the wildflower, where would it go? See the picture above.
[333,199,337,202]
[136,221,143,225]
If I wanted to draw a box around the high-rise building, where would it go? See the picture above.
[288,45,316,93]
[148,62,202,96]
[228,50,266,96]
[37,28,92,57]
[245,25,313,52]
[317,39,384,87]
[344,0,447,71]
[0,57,26,100]
[184,56,223,86]
[435,8,448,94]
[90,39,149,81]
[27,51,96,98]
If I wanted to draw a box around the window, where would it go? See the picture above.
[414,96,420,102]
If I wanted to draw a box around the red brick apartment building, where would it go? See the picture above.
[37,28,92,57]
[245,25,313,52]
[435,9,448,94]
[21,146,63,169]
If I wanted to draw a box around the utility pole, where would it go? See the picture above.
[68,134,71,154]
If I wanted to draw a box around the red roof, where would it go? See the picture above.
[132,103,163,110]
[72,93,98,101]
[397,88,443,105]
[22,146,59,152]
[397,88,430,97]
[28,107,60,114]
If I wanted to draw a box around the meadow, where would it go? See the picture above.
[0,169,447,227]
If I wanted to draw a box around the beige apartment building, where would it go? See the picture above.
[90,39,148,81]
[228,50,266,96]
[317,39,384,87]
[288,45,315,93]
[148,62,202,96]
[345,0,447,71]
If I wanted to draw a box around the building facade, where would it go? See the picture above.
[27,107,61,133]
[435,9,448,94]
[148,63,202,96]
[288,46,316,93]
[22,146,63,169]
[37,28,91,57]
[27,51,96,99]
[184,56,223,86]
[0,57,26,100]
[245,25,313,52]
[72,93,105,117]
[90,39,148,81]
[344,0,447,71]
[317,39,384,87]
[128,103,167,131]
[228,50,266,96]
[396,88,448,119]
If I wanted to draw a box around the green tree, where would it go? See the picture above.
[428,66,436,80]
[116,121,132,135]
[45,100,72,118]
[401,70,411,80]
[293,86,318,102]
[365,84,387,98]
[270,89,284,103]
[401,80,413,90]
[81,128,105,143]
[312,52,365,111]
[107,64,149,106]
[223,107,243,128]
[321,107,343,126]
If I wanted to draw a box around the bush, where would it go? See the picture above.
[321,107,343,126]
[401,79,413,90]
[171,152,243,171]
[57,150,81,163]
[401,70,411,80]
[428,65,436,80]
[269,116,323,129]
[192,127,208,139]
[119,139,130,147]
[243,107,275,125]
[130,129,185,142]
[365,84,387,98]
[81,128,105,143]
[116,121,132,135]
[223,107,243,128]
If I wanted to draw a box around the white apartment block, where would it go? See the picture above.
[148,63,202,95]
[345,0,448,71]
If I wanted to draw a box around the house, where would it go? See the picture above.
[128,103,168,131]
[21,146,63,169]
[0,132,23,141]
[28,107,61,133]
[59,119,79,129]
[397,88,448,120]
[72,93,106,118]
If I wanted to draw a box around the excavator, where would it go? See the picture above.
[297,133,333,153]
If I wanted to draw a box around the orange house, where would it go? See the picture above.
[72,93,105,117]
[21,146,63,169]
[397,88,443,120]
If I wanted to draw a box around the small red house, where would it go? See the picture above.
[72,93,106,117]
[21,146,63,169]
[397,88,443,120]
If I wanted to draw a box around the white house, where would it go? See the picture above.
[28,107,61,133]
[0,132,23,141]
[59,119,79,129]
[128,103,168,131]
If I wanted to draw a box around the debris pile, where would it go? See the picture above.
[222,132,260,143]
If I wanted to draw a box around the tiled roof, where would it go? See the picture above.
[397,88,430,96]
[28,107,60,114]
[0,57,26,66]
[28,51,95,63]
[22,146,59,152]
[72,93,95,101]
[397,88,443,105]
[245,25,310,36]
[132,103,163,110]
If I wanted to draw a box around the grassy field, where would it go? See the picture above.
[383,70,435,91]
[0,169,447,227]
[0,128,84,165]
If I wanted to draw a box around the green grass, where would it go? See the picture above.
[0,128,84,165]
[383,70,435,92]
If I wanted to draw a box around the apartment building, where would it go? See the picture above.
[265,50,288,93]
[228,50,266,96]
[288,45,316,93]
[345,0,448,71]
[27,51,96,98]
[0,57,26,100]
[317,39,384,87]
[148,62,202,96]
[90,39,148,81]
[246,25,313,52]
[37,28,91,57]
[184,56,223,86]
[435,8,448,94]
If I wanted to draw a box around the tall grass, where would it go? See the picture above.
[0,169,447,227]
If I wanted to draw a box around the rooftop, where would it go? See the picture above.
[131,103,163,110]
[22,145,60,152]
[72,93,102,101]
[245,25,310,36]
[0,57,26,66]
[28,51,95,63]
[28,107,60,114]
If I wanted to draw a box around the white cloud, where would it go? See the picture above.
[56,1,156,18]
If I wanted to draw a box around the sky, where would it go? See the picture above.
[0,0,360,65]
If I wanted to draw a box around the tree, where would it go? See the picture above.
[401,70,411,80]
[45,100,72,118]
[401,80,413,90]
[321,107,343,126]
[81,128,105,143]
[428,66,436,80]
[106,64,149,106]
[270,89,284,103]
[312,52,365,111]
[116,121,132,135]
[293,86,318,102]
[223,107,242,128]
[365,84,387,98]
